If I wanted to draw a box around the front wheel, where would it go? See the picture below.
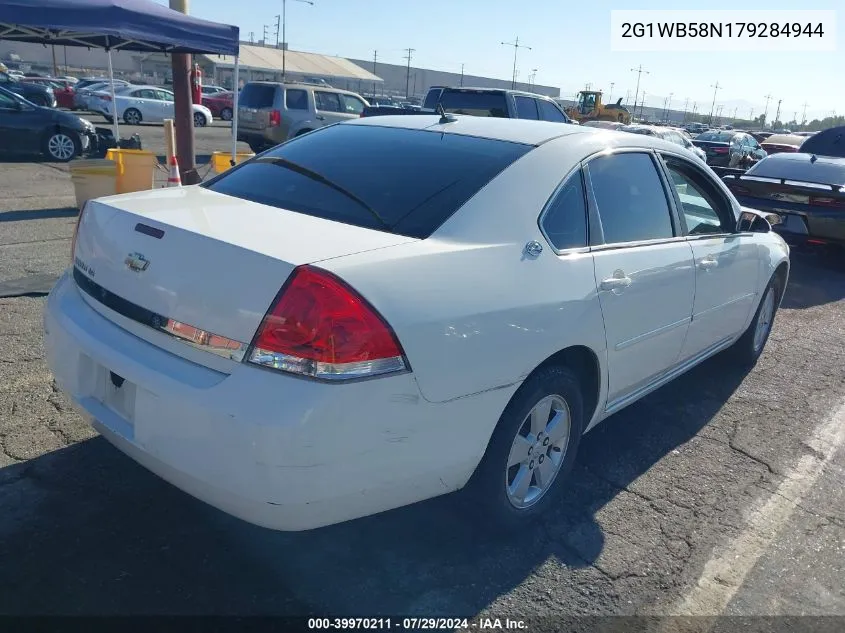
[730,274,782,366]
[463,366,585,532]
[193,112,207,127]
[124,108,142,125]
[43,130,80,162]
[220,107,233,121]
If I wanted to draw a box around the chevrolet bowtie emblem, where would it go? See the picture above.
[125,252,150,272]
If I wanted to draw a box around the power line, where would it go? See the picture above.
[403,48,415,99]
[501,37,531,89]
[629,65,649,120]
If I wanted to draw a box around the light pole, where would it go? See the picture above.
[682,97,689,122]
[460,63,465,87]
[762,94,773,127]
[281,0,315,82]
[630,65,649,120]
[666,92,673,122]
[501,37,532,89]
[608,82,615,102]
[709,81,721,125]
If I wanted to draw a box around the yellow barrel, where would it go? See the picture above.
[69,159,117,210]
[211,151,255,175]
[106,148,157,194]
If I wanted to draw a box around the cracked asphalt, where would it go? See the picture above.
[1,153,844,627]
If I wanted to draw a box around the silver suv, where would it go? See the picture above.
[237,81,369,152]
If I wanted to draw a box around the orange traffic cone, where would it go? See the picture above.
[167,155,182,187]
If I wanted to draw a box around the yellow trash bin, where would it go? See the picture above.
[211,151,255,175]
[69,159,117,210]
[106,148,157,194]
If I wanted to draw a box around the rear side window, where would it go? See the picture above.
[422,88,442,110]
[514,96,539,120]
[240,83,277,108]
[285,89,308,110]
[439,90,508,118]
[537,99,567,123]
[541,170,588,250]
[203,125,533,239]
[587,152,674,244]
[315,91,343,113]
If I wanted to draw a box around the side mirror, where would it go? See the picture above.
[738,210,779,233]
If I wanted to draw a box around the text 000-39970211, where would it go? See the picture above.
[610,10,836,52]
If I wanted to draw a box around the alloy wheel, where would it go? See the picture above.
[753,287,776,353]
[47,134,76,160]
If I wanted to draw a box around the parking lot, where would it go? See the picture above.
[2,124,845,623]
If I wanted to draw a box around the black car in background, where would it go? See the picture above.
[0,70,55,107]
[692,130,767,167]
[0,86,97,161]
[799,125,844,158]
[723,152,845,248]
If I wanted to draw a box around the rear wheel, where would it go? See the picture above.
[124,108,142,125]
[220,107,233,121]
[193,112,207,127]
[464,366,584,532]
[43,130,80,162]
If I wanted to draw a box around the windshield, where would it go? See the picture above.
[203,124,532,238]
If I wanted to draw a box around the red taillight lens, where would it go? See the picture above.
[810,196,845,209]
[713,147,729,154]
[248,265,407,380]
[269,109,281,126]
[70,203,87,263]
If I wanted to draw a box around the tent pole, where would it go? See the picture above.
[231,57,239,165]
[107,49,119,141]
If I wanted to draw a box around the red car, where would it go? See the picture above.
[202,90,234,121]
[21,77,75,109]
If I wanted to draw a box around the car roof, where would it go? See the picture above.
[347,114,685,153]
[245,80,357,94]
[438,86,556,100]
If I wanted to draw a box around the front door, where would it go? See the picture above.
[659,154,760,360]
[313,91,351,127]
[585,151,696,409]
[0,90,42,153]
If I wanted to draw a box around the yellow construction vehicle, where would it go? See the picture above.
[565,90,632,125]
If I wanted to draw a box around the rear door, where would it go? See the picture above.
[586,150,696,410]
[536,98,570,124]
[513,95,539,120]
[154,89,176,121]
[238,83,278,132]
[313,90,349,126]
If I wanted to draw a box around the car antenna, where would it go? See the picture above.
[436,103,457,123]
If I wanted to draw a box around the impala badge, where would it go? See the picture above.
[125,252,149,272]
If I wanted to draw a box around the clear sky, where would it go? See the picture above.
[159,0,841,122]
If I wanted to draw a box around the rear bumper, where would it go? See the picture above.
[735,196,845,245]
[236,129,285,149]
[44,271,505,530]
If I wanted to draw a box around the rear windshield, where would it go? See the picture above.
[239,83,277,109]
[746,155,845,186]
[203,124,532,239]
[439,90,508,117]
[697,131,735,142]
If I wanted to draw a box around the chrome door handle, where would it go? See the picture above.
[600,275,632,291]
[699,257,719,270]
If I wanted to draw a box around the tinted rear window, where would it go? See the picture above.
[697,131,735,142]
[799,126,845,158]
[203,124,532,239]
[239,83,277,108]
[746,155,845,186]
[439,90,508,117]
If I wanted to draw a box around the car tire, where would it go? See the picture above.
[463,366,585,533]
[729,273,783,367]
[295,129,312,137]
[124,108,142,125]
[193,112,207,127]
[103,115,114,124]
[220,107,233,121]
[247,142,265,154]
[42,129,81,162]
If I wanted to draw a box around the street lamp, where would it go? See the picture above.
[281,0,314,82]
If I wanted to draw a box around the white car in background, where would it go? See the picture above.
[45,116,789,533]
[621,124,708,162]
[73,79,130,110]
[91,85,212,126]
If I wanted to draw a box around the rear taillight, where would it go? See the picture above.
[269,109,281,126]
[810,196,845,209]
[713,147,729,154]
[248,265,408,380]
[70,203,87,263]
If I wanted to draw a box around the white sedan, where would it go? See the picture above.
[45,116,789,532]
[91,85,212,127]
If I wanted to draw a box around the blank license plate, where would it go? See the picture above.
[99,370,137,424]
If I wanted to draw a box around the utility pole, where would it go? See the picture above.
[762,94,773,126]
[639,92,647,120]
[629,64,649,121]
[281,0,315,82]
[168,0,198,184]
[248,31,254,44]
[708,81,721,124]
[662,96,668,120]
[682,97,689,122]
[624,89,631,107]
[51,45,58,77]
[403,48,415,99]
[666,92,673,121]
[501,37,531,90]
[274,15,280,47]
[371,50,377,99]
[460,63,464,87]
[262,24,268,45]
[608,82,615,101]
[774,99,782,125]
[732,106,737,121]
[801,101,809,124]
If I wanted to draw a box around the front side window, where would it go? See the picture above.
[541,170,588,250]
[537,99,567,122]
[340,94,365,115]
[664,162,728,235]
[315,91,343,113]
[587,152,674,244]
[514,96,539,120]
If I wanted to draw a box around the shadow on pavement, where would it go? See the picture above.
[780,248,845,310]
[0,356,751,616]
[0,207,79,222]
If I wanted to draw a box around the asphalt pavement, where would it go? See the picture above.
[1,155,844,628]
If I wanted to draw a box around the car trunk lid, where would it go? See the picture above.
[72,186,416,369]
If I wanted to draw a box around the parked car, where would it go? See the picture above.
[21,77,75,109]
[90,85,212,126]
[0,85,96,161]
[47,116,789,532]
[795,131,817,137]
[723,152,845,248]
[421,87,575,124]
[7,69,25,79]
[760,134,805,155]
[692,130,767,167]
[620,125,707,162]
[750,131,774,143]
[202,90,234,121]
[798,125,844,158]
[236,81,369,152]
[0,71,55,107]
[73,79,130,111]
[201,85,227,95]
